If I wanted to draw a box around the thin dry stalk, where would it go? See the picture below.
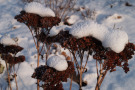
[60,0,71,18]
[79,67,83,90]
[28,26,38,49]
[13,66,18,90]
[28,27,41,90]
[5,62,12,90]
[96,60,99,76]
[69,75,73,90]
[45,44,51,65]
[99,70,108,87]
[82,51,89,73]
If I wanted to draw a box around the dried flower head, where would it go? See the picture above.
[15,11,61,29]
[38,30,135,73]
[1,54,25,65]
[32,61,75,90]
[0,44,23,54]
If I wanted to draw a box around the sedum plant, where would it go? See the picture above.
[15,1,135,90]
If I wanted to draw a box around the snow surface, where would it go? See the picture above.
[69,20,109,41]
[70,20,128,53]
[103,30,128,53]
[0,0,135,90]
[66,15,80,25]
[48,25,71,36]
[0,35,17,46]
[24,2,55,17]
[47,55,68,71]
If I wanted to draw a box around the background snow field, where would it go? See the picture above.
[0,0,135,90]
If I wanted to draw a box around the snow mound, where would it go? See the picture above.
[48,25,71,36]
[0,35,17,46]
[48,26,63,36]
[69,20,93,38]
[24,2,55,17]
[47,55,68,71]
[83,73,97,86]
[70,20,128,53]
[103,30,128,53]
[70,20,109,41]
[67,15,80,25]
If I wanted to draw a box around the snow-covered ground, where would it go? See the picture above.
[0,0,135,90]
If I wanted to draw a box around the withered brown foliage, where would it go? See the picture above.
[15,11,61,29]
[32,61,75,90]
[0,44,25,65]
[38,31,135,73]
[0,44,23,54]
[1,54,25,65]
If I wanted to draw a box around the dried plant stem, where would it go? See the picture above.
[13,66,18,90]
[95,62,108,90]
[71,51,79,74]
[82,51,89,73]
[28,27,38,49]
[96,60,99,76]
[69,75,73,90]
[37,41,40,90]
[60,0,71,19]
[28,27,41,90]
[79,66,83,90]
[49,0,52,8]
[5,62,12,90]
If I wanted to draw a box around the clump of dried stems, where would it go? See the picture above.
[0,44,25,90]
[22,0,76,21]
[38,30,135,90]
[15,10,61,90]
[16,1,135,90]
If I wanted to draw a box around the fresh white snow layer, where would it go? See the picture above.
[47,55,68,71]
[24,2,55,17]
[48,26,63,37]
[48,25,71,36]
[69,20,128,53]
[66,15,80,25]
[104,14,123,24]
[103,30,128,53]
[69,20,109,41]
[0,35,17,46]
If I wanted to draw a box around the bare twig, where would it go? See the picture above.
[6,62,12,90]
[13,66,18,90]
[69,75,73,90]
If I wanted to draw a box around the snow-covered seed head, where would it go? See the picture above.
[103,30,128,53]
[24,2,55,17]
[0,35,17,46]
[47,55,68,71]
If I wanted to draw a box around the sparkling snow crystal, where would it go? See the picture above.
[47,55,68,71]
[24,2,55,17]
[0,35,17,46]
